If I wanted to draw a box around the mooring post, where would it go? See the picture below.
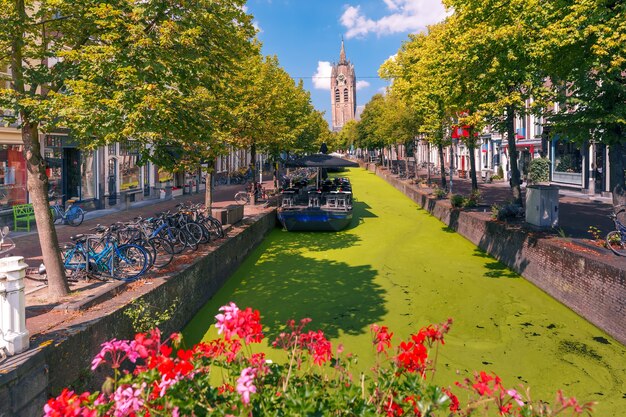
[0,256,30,356]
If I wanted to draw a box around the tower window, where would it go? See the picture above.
[344,89,348,102]
[335,89,340,102]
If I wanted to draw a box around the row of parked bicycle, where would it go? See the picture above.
[39,202,224,283]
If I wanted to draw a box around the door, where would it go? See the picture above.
[595,144,605,194]
[63,148,81,202]
[108,158,117,206]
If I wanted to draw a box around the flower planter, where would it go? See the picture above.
[171,188,183,198]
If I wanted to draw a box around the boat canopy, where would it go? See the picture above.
[286,154,359,168]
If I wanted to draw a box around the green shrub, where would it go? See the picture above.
[491,204,501,219]
[528,158,551,184]
[496,203,524,221]
[463,190,481,208]
[433,187,447,199]
[491,174,502,180]
[450,194,465,208]
[497,164,504,178]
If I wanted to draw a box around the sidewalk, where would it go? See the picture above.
[410,169,615,239]
[17,178,279,336]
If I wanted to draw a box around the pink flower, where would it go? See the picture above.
[91,339,139,370]
[215,302,263,344]
[112,383,145,417]
[236,367,257,405]
[507,389,524,406]
[215,302,240,337]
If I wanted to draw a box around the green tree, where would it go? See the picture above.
[443,0,550,205]
[381,25,456,189]
[0,0,255,299]
[537,0,626,191]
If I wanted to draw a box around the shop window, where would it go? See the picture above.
[120,141,141,190]
[0,145,27,208]
[157,167,173,184]
[44,135,63,196]
[554,140,582,173]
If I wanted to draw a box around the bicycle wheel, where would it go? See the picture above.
[109,244,149,281]
[61,247,88,281]
[196,222,211,244]
[66,206,85,227]
[208,217,224,238]
[160,227,186,254]
[234,191,248,205]
[131,238,156,270]
[149,237,174,268]
[606,231,626,256]
[184,222,204,246]
[180,228,199,251]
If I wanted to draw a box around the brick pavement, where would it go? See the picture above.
[15,178,279,294]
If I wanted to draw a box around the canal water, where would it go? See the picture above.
[184,168,626,415]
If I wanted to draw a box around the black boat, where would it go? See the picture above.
[277,154,357,232]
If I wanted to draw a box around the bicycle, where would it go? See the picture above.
[50,194,85,227]
[235,183,267,205]
[61,225,149,282]
[606,205,626,256]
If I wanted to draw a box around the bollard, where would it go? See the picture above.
[0,256,29,356]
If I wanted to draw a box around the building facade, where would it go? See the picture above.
[330,40,356,132]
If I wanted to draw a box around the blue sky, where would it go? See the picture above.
[244,0,446,126]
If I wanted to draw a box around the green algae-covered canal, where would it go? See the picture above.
[185,168,626,415]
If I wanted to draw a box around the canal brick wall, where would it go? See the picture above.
[363,162,626,346]
[0,211,277,417]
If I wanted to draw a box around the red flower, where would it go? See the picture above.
[396,341,427,373]
[442,388,460,412]
[384,397,404,416]
[43,389,95,417]
[372,324,393,353]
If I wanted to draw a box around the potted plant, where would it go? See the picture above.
[528,157,551,185]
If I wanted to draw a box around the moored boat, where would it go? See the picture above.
[278,154,358,232]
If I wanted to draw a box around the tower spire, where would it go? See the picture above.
[339,37,347,64]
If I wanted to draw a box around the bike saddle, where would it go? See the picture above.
[62,243,75,250]
[70,234,86,242]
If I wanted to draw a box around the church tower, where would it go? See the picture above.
[331,40,356,132]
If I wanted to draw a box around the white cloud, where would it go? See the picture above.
[340,0,447,39]
[356,80,370,90]
[253,21,263,34]
[312,61,332,90]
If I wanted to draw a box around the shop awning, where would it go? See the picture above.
[502,139,542,149]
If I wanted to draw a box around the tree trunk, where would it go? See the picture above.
[438,142,447,189]
[413,139,419,180]
[609,139,625,193]
[506,105,523,205]
[204,159,214,213]
[250,142,257,204]
[427,141,431,184]
[468,130,479,191]
[23,123,69,300]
